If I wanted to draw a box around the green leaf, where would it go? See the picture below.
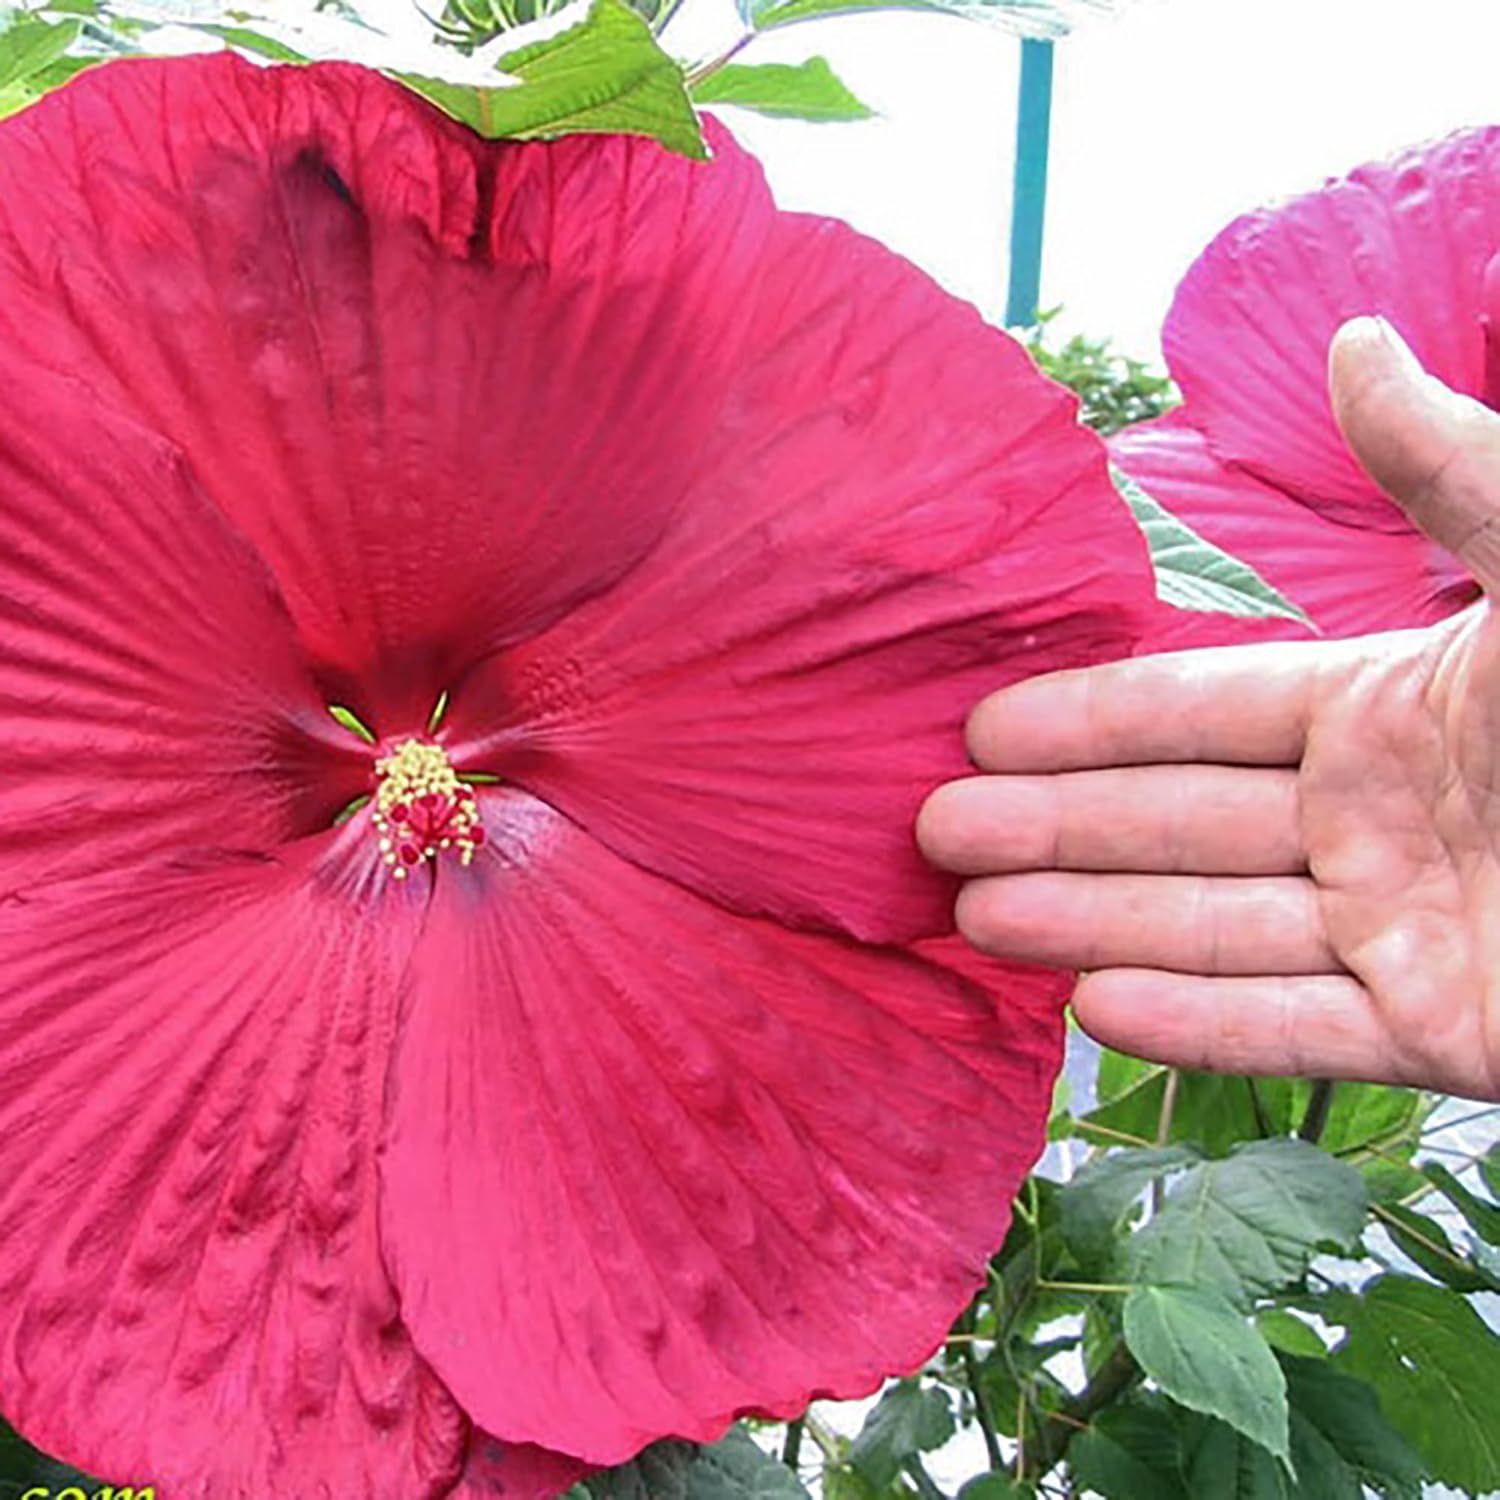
[1481,1140,1499,1201]
[847,1380,954,1491]
[570,1441,696,1498]
[1360,1154,1429,1206]
[1079,1068,1297,1157]
[974,1335,1070,1440]
[398,0,706,158]
[0,13,79,91]
[0,1413,109,1494]
[1281,1356,1427,1500]
[1378,1202,1495,1292]
[1330,1274,1500,1493]
[1254,1308,1327,1361]
[1171,1399,1393,1500]
[1177,1415,1294,1500]
[689,57,871,121]
[1123,1284,1289,1462]
[1056,1145,1199,1271]
[1069,1399,1189,1500]
[1474,1235,1500,1282]
[576,1428,810,1498]
[1128,1139,1367,1308]
[956,1476,1032,1499]
[749,0,1105,40]
[1111,465,1312,626]
[184,22,310,61]
[1094,1046,1159,1106]
[1025,317,1177,434]
[690,1428,812,1498]
[1420,1159,1500,1245]
[1296,1082,1430,1156]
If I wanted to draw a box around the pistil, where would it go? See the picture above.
[371,739,486,880]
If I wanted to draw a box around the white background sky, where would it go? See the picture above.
[672,0,1500,362]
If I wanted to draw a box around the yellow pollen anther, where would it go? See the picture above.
[371,739,487,879]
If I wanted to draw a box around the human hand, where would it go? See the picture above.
[919,317,1500,1101]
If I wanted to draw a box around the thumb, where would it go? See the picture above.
[1329,315,1500,592]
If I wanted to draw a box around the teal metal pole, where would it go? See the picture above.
[1005,37,1054,328]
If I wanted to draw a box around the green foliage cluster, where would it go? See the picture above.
[576,1070,1498,1500]
[0,0,1108,146]
[1023,310,1177,436]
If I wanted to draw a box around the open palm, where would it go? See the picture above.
[919,320,1500,1101]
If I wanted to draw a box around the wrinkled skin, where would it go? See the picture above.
[920,319,1500,1101]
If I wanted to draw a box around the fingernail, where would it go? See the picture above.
[1331,315,1427,389]
[1367,315,1422,371]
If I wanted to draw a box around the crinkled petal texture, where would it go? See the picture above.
[0,55,773,728]
[1111,416,1477,637]
[1161,127,1500,524]
[446,204,1152,945]
[0,53,1151,935]
[0,53,1157,1499]
[0,847,472,1499]
[381,795,1069,1465]
[0,355,353,889]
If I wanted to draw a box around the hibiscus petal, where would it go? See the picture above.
[0,844,462,1498]
[1163,128,1500,519]
[455,1429,593,1500]
[1111,415,1477,636]
[380,793,1067,1466]
[449,218,1151,943]
[0,356,352,889]
[0,58,776,726]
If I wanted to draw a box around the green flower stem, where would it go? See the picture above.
[1154,1067,1181,1147]
[1020,1341,1142,1482]
[682,33,753,88]
[1298,1079,1336,1144]
[1369,1200,1479,1277]
[1070,1119,1154,1149]
[804,1412,841,1461]
[1246,1077,1275,1138]
[780,1417,803,1471]
[954,1304,1003,1471]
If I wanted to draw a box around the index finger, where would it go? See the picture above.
[968,638,1348,772]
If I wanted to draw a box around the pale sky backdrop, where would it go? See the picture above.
[671,0,1500,363]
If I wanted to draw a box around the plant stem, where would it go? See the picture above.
[955,1305,1003,1471]
[1070,1119,1154,1149]
[1370,1201,1477,1276]
[1245,1077,1273,1138]
[781,1417,804,1471]
[1151,1068,1180,1212]
[1298,1079,1336,1144]
[1022,1343,1141,1481]
[682,32,753,88]
[804,1413,841,1461]
[1153,1068,1180,1147]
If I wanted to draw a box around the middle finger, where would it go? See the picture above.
[918,765,1304,877]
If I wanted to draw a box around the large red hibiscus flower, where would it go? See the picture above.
[1111,128,1500,635]
[0,54,1157,1499]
